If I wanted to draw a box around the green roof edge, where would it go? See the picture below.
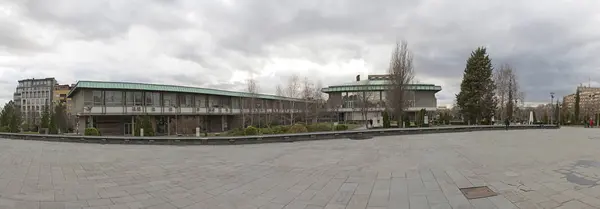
[67,80,305,102]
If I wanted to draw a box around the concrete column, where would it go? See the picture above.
[131,116,135,136]
[77,116,86,135]
[221,115,226,132]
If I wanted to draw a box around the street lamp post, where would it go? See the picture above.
[550,92,555,125]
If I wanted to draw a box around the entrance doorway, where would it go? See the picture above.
[156,116,168,135]
[124,123,132,135]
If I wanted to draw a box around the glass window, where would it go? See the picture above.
[195,95,206,107]
[93,90,103,106]
[105,91,123,106]
[179,95,192,107]
[126,92,134,106]
[133,92,143,106]
[145,92,161,107]
[163,93,176,107]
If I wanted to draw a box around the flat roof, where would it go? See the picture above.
[322,79,442,93]
[67,81,304,102]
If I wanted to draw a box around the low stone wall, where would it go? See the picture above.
[0,125,558,145]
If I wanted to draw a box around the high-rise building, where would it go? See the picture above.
[14,78,58,128]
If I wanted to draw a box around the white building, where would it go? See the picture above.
[13,78,58,128]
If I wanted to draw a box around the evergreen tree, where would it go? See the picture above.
[0,101,22,133]
[456,47,497,124]
[574,88,580,124]
[40,105,50,129]
[49,111,58,134]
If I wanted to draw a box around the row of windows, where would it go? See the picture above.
[18,80,54,87]
[83,90,301,109]
[19,91,52,98]
[21,99,49,105]
[86,91,233,107]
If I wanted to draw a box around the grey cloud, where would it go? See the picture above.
[21,0,190,40]
[2,0,600,106]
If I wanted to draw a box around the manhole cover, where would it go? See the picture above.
[459,186,497,199]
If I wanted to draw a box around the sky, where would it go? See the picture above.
[1,0,600,107]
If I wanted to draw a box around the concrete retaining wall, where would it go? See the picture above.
[0,125,558,146]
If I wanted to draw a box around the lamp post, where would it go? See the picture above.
[550,92,555,125]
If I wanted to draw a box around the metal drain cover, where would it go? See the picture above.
[459,186,497,199]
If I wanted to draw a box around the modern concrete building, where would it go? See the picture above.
[13,78,58,128]
[322,74,441,123]
[67,81,306,135]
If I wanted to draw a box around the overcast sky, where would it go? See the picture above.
[1,0,600,107]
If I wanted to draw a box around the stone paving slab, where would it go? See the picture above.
[1,127,600,208]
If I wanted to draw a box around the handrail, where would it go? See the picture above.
[0,125,558,145]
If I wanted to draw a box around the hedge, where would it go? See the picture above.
[288,124,308,133]
[244,126,259,135]
[84,128,100,136]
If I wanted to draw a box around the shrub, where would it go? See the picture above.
[382,111,391,128]
[271,125,290,134]
[307,123,333,132]
[0,126,9,132]
[84,128,100,136]
[334,124,348,131]
[227,128,245,136]
[244,126,259,135]
[287,124,308,133]
[260,128,274,135]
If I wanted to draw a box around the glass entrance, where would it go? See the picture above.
[124,123,132,135]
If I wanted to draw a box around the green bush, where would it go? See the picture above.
[271,125,290,134]
[334,124,349,131]
[260,128,274,135]
[84,128,100,136]
[288,124,308,133]
[307,123,333,132]
[227,128,245,136]
[0,126,9,132]
[244,126,259,135]
[382,111,391,128]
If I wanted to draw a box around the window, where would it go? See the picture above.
[179,94,192,107]
[195,95,206,107]
[105,91,123,106]
[145,92,161,107]
[133,92,143,106]
[93,91,103,105]
[163,93,176,107]
[126,92,134,106]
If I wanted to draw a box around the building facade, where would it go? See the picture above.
[322,75,441,123]
[563,86,600,117]
[13,78,58,128]
[67,81,307,135]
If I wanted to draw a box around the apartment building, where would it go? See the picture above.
[563,86,600,116]
[13,78,58,128]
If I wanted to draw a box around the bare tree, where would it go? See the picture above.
[313,80,326,123]
[301,77,315,124]
[494,64,520,121]
[246,77,259,127]
[387,40,415,127]
[285,75,301,124]
[357,91,375,128]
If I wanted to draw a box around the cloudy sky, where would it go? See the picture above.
[1,0,600,107]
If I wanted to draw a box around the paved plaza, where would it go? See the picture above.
[1,128,600,209]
